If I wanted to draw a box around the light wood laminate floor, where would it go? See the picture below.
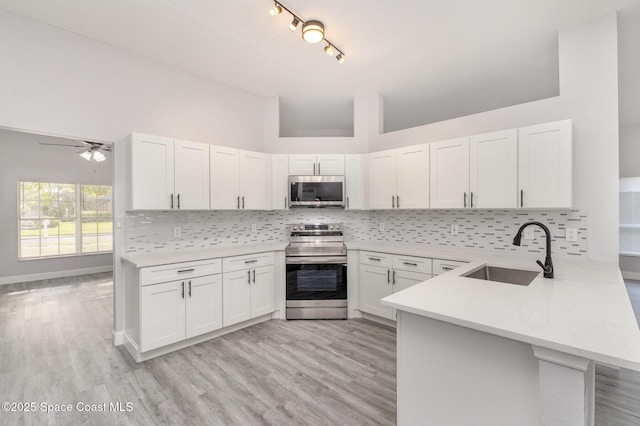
[0,274,639,425]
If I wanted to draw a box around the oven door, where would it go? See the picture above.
[286,257,347,301]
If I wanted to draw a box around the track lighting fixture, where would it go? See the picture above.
[289,17,300,31]
[269,1,345,64]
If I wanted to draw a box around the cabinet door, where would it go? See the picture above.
[392,270,432,320]
[430,138,470,208]
[185,274,223,339]
[140,281,186,352]
[129,133,174,210]
[317,155,345,175]
[271,154,289,210]
[223,269,252,327]
[396,145,430,209]
[469,130,517,208]
[289,155,317,175]
[239,150,269,210]
[344,155,363,210]
[250,265,275,318]
[174,139,210,210]
[210,146,240,210]
[360,264,393,319]
[368,150,397,209]
[518,120,573,209]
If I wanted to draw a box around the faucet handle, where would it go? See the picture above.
[536,260,550,273]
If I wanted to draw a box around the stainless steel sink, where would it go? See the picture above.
[462,265,539,286]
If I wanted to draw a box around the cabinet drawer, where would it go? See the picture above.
[359,251,393,268]
[140,259,222,286]
[433,258,468,275]
[223,252,274,273]
[393,255,432,274]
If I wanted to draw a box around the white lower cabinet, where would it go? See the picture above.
[222,253,275,327]
[359,251,432,321]
[138,259,223,352]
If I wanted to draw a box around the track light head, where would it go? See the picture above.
[324,44,334,56]
[289,17,300,31]
[269,3,282,16]
[336,53,345,64]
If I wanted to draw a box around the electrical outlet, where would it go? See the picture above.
[450,224,459,236]
[173,226,181,238]
[566,228,578,242]
[523,227,535,240]
[251,223,257,232]
[378,223,385,232]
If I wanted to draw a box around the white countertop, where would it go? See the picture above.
[382,252,640,371]
[121,242,288,268]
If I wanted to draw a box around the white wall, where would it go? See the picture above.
[620,123,640,178]
[0,10,265,150]
[366,13,620,262]
[0,129,112,284]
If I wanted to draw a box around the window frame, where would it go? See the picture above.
[17,181,113,261]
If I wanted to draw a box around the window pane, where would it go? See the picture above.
[40,236,60,256]
[98,234,113,252]
[82,235,98,253]
[81,184,112,254]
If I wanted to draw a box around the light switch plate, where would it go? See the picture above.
[173,226,181,238]
[450,224,459,236]
[251,223,257,232]
[566,228,578,242]
[523,227,535,240]
[379,223,385,232]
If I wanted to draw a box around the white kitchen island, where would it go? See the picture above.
[382,256,640,426]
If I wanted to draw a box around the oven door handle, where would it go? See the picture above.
[286,256,348,265]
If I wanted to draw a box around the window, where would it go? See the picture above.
[18,181,112,259]
[620,177,640,255]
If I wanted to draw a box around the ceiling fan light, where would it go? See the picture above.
[289,17,300,31]
[324,44,334,56]
[79,149,92,161]
[269,3,282,16]
[336,53,345,64]
[93,150,106,162]
[302,20,324,43]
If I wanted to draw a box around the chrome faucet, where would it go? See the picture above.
[512,221,554,278]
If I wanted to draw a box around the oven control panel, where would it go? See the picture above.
[290,223,342,233]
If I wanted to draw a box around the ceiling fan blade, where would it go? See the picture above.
[39,142,85,148]
[83,141,112,151]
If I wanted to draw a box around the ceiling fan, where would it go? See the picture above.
[39,140,111,162]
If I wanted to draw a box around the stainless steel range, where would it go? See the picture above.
[285,223,347,319]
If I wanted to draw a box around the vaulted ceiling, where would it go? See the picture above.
[1,0,639,134]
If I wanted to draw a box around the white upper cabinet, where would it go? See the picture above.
[174,139,210,210]
[210,147,269,210]
[518,120,573,209]
[368,146,429,209]
[239,150,269,210]
[271,154,289,210]
[128,133,209,211]
[345,154,364,210]
[469,129,518,209]
[396,145,430,209]
[368,149,397,209]
[289,154,345,175]
[430,138,470,208]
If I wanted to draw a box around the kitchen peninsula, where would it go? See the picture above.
[383,255,640,425]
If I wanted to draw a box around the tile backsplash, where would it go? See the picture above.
[125,209,587,258]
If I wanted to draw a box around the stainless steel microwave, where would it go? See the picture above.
[288,175,345,208]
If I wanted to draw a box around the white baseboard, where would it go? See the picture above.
[621,271,640,281]
[0,265,113,286]
[112,329,124,346]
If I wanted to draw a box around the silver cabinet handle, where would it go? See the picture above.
[242,196,245,209]
[520,189,524,208]
[247,270,251,284]
[181,281,185,298]
[368,257,381,261]
[237,196,240,209]
[464,192,467,208]
[170,193,174,209]
[392,195,395,208]
[346,196,349,209]
[245,259,258,264]
[252,269,256,283]
[397,195,400,208]
[441,266,453,271]
[177,268,195,273]
[177,193,180,209]
[387,269,390,283]
[318,163,321,175]
[313,163,316,175]
[188,280,192,297]
[392,270,396,285]
[470,192,474,208]
[403,262,418,266]
[285,197,287,209]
